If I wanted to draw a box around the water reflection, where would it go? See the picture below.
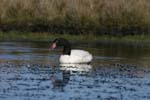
[50,64,92,91]
[60,64,92,72]
[1,41,150,66]
[50,70,70,91]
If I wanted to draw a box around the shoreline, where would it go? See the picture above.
[0,32,150,44]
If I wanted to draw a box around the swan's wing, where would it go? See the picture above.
[59,50,93,63]
[71,50,90,56]
[71,50,93,63]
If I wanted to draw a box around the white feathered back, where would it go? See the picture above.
[59,50,93,64]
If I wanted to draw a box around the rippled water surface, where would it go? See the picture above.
[0,41,150,100]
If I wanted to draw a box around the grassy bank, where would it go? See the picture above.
[0,0,150,35]
[1,32,150,43]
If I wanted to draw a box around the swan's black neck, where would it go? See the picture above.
[55,38,71,55]
[63,44,71,55]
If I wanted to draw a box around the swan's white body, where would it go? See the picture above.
[50,38,93,64]
[59,49,93,64]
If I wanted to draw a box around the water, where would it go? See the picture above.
[0,41,150,100]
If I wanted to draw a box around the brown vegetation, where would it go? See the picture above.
[0,0,150,35]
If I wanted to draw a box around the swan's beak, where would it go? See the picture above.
[49,42,56,51]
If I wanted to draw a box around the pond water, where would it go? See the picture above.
[0,41,150,100]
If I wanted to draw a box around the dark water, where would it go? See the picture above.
[0,41,150,100]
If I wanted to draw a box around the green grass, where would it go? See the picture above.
[0,32,150,43]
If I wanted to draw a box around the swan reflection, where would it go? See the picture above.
[59,64,92,72]
[50,70,70,91]
[50,64,92,91]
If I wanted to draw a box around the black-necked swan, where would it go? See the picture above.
[50,38,93,64]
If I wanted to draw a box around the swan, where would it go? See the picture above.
[50,38,93,64]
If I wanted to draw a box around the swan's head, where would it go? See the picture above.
[50,38,71,50]
[50,38,58,50]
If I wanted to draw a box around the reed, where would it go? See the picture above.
[0,0,150,35]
